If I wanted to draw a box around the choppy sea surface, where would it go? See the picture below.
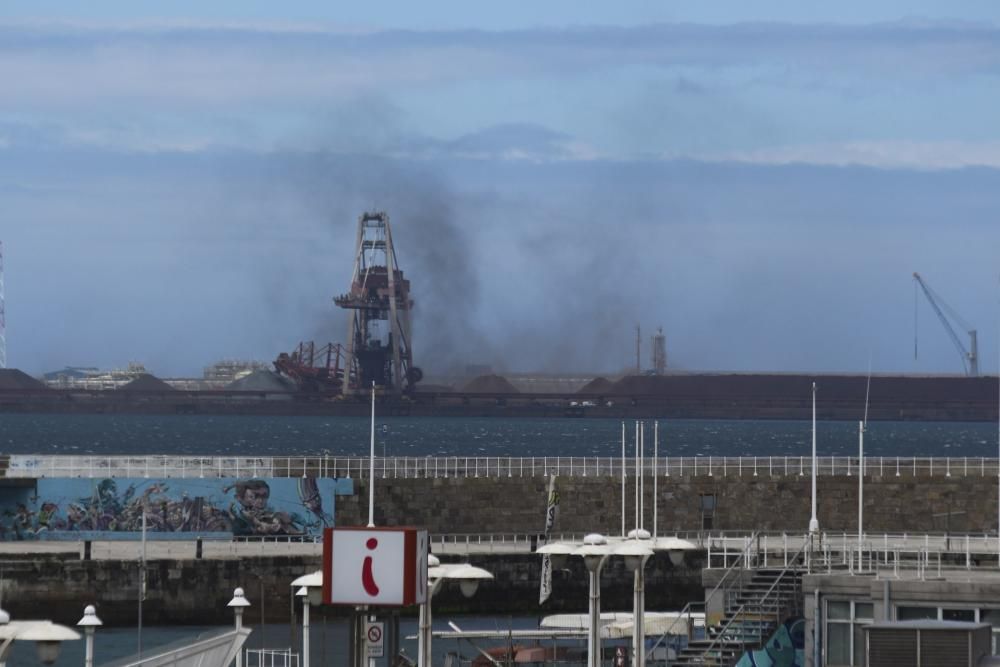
[0,414,997,457]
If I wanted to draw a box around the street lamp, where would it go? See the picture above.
[228,587,251,667]
[573,534,612,667]
[616,537,654,667]
[652,536,698,567]
[76,605,102,667]
[0,607,81,667]
[420,558,492,667]
[536,541,576,571]
[296,588,310,667]
[290,570,324,667]
[809,381,819,534]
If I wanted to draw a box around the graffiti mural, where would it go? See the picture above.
[0,476,353,540]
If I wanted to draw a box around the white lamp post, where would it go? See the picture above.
[573,534,612,667]
[420,557,492,667]
[617,536,653,667]
[290,570,324,667]
[76,605,102,667]
[0,606,81,667]
[809,382,819,534]
[228,587,251,667]
[296,588,310,667]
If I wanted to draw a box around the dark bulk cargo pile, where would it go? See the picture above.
[577,376,614,395]
[462,374,520,394]
[118,374,176,392]
[0,369,48,391]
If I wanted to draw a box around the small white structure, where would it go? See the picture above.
[0,605,80,666]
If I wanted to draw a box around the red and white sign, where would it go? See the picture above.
[322,527,428,606]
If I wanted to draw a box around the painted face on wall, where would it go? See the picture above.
[236,481,270,510]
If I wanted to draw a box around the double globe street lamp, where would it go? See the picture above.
[540,531,695,667]
[420,554,493,667]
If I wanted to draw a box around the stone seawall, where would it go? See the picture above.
[336,473,999,535]
[0,552,703,626]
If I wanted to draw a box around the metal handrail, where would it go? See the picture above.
[7,454,1000,480]
[646,533,760,660]
[692,540,809,666]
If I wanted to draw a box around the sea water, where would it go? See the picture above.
[0,414,996,458]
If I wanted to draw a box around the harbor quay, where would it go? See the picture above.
[329,456,1000,535]
[3,454,1000,633]
[0,550,704,627]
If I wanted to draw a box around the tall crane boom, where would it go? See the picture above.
[912,272,979,377]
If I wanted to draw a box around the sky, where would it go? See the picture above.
[1,2,999,378]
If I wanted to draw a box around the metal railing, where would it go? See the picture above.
[244,648,300,667]
[692,540,808,665]
[6,454,1000,479]
[647,534,760,661]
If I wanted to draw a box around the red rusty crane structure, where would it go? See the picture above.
[335,211,420,395]
[273,342,344,392]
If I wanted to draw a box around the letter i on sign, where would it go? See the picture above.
[362,538,380,596]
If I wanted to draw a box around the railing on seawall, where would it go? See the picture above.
[6,454,1000,480]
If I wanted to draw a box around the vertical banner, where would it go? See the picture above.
[539,475,559,604]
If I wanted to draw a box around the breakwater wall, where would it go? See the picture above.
[336,470,1000,535]
[1,372,998,420]
[0,552,703,626]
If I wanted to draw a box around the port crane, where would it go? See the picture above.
[912,272,979,376]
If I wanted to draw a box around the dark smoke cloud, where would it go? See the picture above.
[257,150,489,377]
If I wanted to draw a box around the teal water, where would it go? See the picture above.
[0,414,996,457]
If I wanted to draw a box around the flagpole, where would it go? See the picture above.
[639,421,644,532]
[653,421,658,539]
[368,380,376,528]
[634,421,639,534]
[621,421,626,538]
[809,382,819,534]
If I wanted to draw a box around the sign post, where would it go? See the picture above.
[365,622,384,658]
[323,527,428,606]
[322,527,427,667]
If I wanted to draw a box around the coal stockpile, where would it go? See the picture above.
[118,374,176,392]
[607,373,998,403]
[225,370,296,392]
[0,369,48,391]
[577,376,615,394]
[461,374,520,393]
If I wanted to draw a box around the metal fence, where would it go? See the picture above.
[7,454,1000,479]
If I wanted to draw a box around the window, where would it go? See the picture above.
[943,608,975,622]
[826,601,873,666]
[700,494,715,530]
[897,606,937,621]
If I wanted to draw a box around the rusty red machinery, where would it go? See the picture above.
[275,211,421,395]
[273,342,344,393]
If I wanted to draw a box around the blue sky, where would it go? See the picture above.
[1,3,999,377]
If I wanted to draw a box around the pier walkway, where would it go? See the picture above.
[2,531,999,572]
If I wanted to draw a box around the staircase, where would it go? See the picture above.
[670,547,806,667]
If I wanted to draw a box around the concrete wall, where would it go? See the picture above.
[0,551,704,626]
[336,473,1000,534]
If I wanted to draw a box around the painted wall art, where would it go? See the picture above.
[0,476,354,540]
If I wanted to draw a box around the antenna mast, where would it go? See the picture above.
[0,241,6,369]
